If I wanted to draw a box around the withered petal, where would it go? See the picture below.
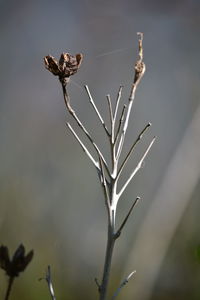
[0,245,10,271]
[76,53,83,67]
[12,246,34,276]
[44,55,60,76]
[12,244,25,262]
[59,53,70,70]
[18,250,34,272]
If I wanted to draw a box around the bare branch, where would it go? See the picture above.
[106,94,113,127]
[62,83,111,177]
[111,270,136,300]
[118,136,156,199]
[114,104,126,147]
[95,278,101,292]
[113,86,123,123]
[84,85,110,136]
[66,122,99,170]
[116,33,146,160]
[117,123,151,179]
[99,156,111,214]
[115,197,140,239]
[45,266,56,300]
[44,34,155,300]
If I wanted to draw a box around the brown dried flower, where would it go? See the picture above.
[44,53,83,85]
[0,244,34,277]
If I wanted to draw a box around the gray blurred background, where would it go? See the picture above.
[1,0,200,299]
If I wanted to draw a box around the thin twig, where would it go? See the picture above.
[66,122,99,170]
[45,266,56,300]
[114,104,126,147]
[99,156,111,215]
[115,197,140,239]
[107,94,116,168]
[117,123,151,180]
[4,277,14,300]
[113,86,123,124]
[116,33,146,160]
[137,32,144,61]
[106,94,113,127]
[67,123,110,185]
[95,278,101,292]
[118,136,156,199]
[111,270,136,300]
[62,83,111,178]
[84,85,110,136]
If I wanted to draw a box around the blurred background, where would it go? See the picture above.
[1,0,200,299]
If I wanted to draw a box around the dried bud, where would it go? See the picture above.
[133,32,145,84]
[44,52,83,85]
[0,244,34,277]
[134,61,146,84]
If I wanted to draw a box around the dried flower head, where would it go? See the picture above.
[0,244,34,277]
[44,53,83,85]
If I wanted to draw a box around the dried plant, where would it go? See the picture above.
[0,244,33,300]
[44,32,156,300]
[39,266,56,300]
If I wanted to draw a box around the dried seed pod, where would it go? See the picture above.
[0,244,34,277]
[44,53,83,86]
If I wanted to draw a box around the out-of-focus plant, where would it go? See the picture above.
[44,33,155,300]
[0,244,33,300]
[39,266,56,300]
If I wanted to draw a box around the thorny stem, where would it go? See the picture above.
[4,277,14,300]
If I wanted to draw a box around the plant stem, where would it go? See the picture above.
[99,177,117,300]
[46,266,56,300]
[53,33,154,300]
[4,277,14,300]
[99,220,116,300]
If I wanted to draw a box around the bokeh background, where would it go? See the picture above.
[1,0,200,299]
